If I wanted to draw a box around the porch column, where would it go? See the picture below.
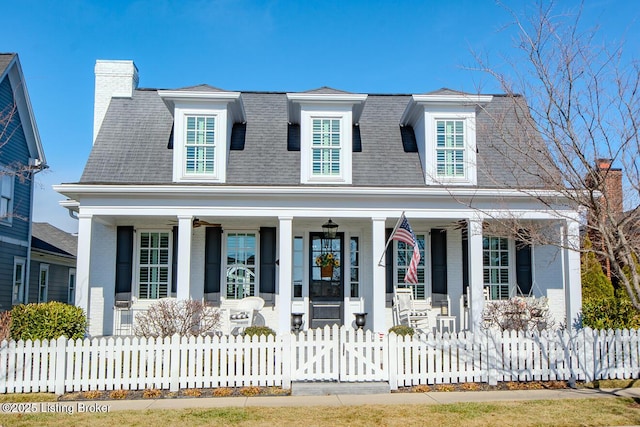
[75,213,93,315]
[371,217,387,333]
[176,215,193,300]
[564,218,582,329]
[468,218,484,332]
[277,216,293,334]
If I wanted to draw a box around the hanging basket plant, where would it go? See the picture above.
[316,253,339,278]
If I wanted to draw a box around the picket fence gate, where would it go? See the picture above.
[1,326,639,395]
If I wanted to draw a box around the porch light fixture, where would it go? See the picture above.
[322,219,339,239]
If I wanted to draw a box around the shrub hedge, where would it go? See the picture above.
[10,302,87,341]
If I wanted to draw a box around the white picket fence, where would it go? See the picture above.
[1,326,639,395]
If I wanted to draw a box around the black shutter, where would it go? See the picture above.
[431,229,448,294]
[462,228,469,298]
[204,227,222,302]
[516,241,533,296]
[385,228,393,306]
[260,227,277,305]
[171,226,178,296]
[115,226,134,301]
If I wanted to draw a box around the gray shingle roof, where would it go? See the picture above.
[0,53,16,78]
[80,87,552,188]
[31,222,77,258]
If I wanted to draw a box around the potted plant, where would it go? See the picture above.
[315,252,340,278]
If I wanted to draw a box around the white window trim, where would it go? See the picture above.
[424,109,477,186]
[0,171,15,226]
[38,263,49,303]
[68,268,76,305]
[172,104,229,183]
[482,236,517,300]
[222,230,260,301]
[393,232,430,301]
[300,105,353,184]
[133,229,173,301]
[12,257,26,305]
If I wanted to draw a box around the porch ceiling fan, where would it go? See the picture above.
[192,218,221,228]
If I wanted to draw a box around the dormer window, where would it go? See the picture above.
[159,87,245,183]
[401,91,492,186]
[287,90,367,185]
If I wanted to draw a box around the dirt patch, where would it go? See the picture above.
[393,380,573,393]
[58,386,290,401]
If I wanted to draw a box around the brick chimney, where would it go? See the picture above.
[93,60,138,144]
[595,158,623,214]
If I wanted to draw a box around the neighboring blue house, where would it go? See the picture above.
[0,53,47,311]
[30,222,77,305]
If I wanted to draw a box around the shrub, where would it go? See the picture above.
[10,302,87,341]
[133,299,221,338]
[142,388,162,399]
[82,390,103,400]
[482,297,555,332]
[243,326,276,337]
[581,297,640,330]
[109,389,129,400]
[183,388,202,397]
[240,386,261,396]
[388,325,415,336]
[581,236,614,300]
[0,310,10,341]
[212,387,234,397]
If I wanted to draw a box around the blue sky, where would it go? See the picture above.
[4,0,639,233]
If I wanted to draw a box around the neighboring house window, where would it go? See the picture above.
[312,118,341,176]
[350,236,360,298]
[0,173,14,223]
[38,264,49,303]
[293,236,303,298]
[12,258,26,305]
[138,231,171,299]
[395,234,427,300]
[436,120,465,178]
[225,232,257,299]
[185,115,216,175]
[68,268,76,304]
[483,236,510,300]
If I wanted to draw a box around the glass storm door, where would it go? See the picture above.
[309,232,344,328]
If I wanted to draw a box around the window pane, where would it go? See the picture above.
[138,232,170,299]
[185,115,215,175]
[226,232,257,299]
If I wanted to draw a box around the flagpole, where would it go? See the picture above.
[377,211,405,267]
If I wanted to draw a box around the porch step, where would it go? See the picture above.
[291,381,390,396]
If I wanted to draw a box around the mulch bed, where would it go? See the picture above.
[58,381,574,401]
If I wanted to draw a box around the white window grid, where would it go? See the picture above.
[483,236,511,300]
[350,236,360,298]
[225,232,258,299]
[185,115,216,175]
[292,236,304,298]
[138,231,171,299]
[312,118,341,176]
[38,264,49,303]
[395,234,427,300]
[12,258,25,305]
[436,120,465,178]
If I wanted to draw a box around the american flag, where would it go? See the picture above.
[392,215,420,284]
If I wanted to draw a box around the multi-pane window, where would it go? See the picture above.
[483,236,510,300]
[292,236,304,298]
[312,118,341,176]
[68,268,76,304]
[395,234,426,300]
[38,264,49,303]
[226,232,257,299]
[0,174,13,221]
[185,115,215,175]
[436,120,465,178]
[350,237,360,298]
[138,232,170,299]
[12,258,25,305]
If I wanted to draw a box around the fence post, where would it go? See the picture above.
[581,327,595,383]
[487,329,498,386]
[281,332,291,390]
[169,334,180,392]
[387,332,397,390]
[54,336,67,396]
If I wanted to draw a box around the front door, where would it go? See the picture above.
[309,232,343,328]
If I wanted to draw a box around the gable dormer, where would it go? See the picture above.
[159,85,245,183]
[400,89,492,186]
[287,88,367,185]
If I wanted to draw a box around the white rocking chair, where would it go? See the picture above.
[393,287,430,329]
[228,296,265,334]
